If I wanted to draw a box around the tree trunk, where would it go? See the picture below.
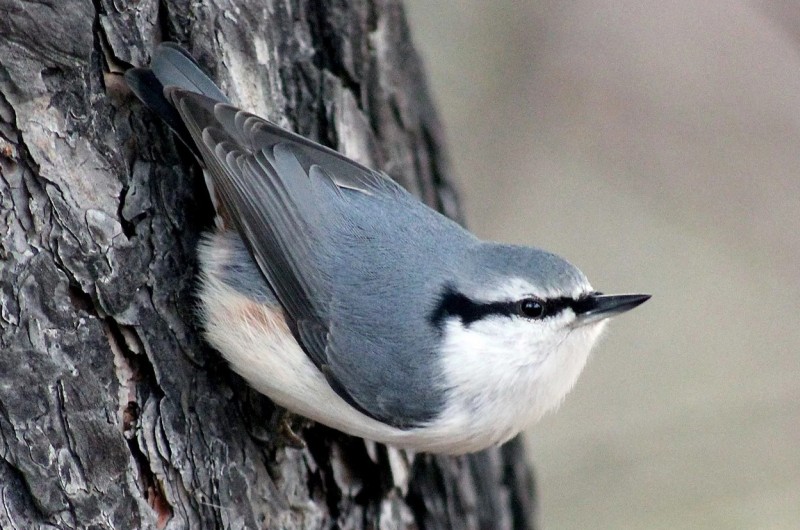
[0,1,537,528]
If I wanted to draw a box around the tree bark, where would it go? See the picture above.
[0,1,537,528]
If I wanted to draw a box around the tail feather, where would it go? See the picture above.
[125,43,228,155]
[151,43,229,104]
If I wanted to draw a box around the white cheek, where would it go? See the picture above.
[435,315,605,448]
[533,319,608,414]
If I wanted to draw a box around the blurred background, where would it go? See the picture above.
[405,2,799,528]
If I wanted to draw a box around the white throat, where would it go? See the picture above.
[432,313,608,450]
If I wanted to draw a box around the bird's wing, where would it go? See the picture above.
[168,90,408,421]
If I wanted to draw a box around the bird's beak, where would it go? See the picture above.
[572,293,650,327]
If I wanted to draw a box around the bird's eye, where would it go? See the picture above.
[518,298,545,319]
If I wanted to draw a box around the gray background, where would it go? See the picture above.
[406,1,799,528]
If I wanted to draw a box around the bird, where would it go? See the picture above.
[125,42,650,454]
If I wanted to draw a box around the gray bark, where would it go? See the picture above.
[0,0,536,528]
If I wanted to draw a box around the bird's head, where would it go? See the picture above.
[429,243,649,427]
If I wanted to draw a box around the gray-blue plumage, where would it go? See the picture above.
[125,43,616,432]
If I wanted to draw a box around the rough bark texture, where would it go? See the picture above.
[0,1,537,528]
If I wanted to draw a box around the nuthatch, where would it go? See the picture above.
[126,43,649,454]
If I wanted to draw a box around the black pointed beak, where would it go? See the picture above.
[572,293,651,326]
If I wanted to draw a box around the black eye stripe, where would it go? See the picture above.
[429,290,513,328]
[541,297,575,317]
[429,287,588,329]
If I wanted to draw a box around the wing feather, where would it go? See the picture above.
[128,43,454,428]
[169,91,376,383]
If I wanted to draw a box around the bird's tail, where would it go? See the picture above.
[125,43,229,154]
